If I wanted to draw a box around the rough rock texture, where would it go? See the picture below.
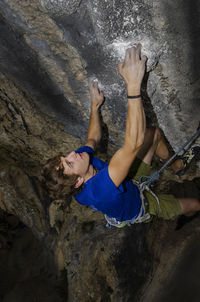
[0,0,200,301]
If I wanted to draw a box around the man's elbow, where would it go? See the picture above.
[124,135,144,153]
[135,141,144,152]
[136,133,145,150]
[124,139,144,154]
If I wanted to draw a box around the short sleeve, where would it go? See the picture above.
[75,166,142,222]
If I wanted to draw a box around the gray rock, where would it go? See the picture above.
[0,0,200,301]
[41,0,83,16]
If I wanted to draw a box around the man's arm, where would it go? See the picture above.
[85,81,104,150]
[108,44,147,187]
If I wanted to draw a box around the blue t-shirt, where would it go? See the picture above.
[74,146,142,222]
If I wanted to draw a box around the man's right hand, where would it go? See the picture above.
[118,44,147,95]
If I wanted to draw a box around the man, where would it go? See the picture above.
[42,44,200,227]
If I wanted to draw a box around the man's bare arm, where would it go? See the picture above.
[108,44,147,187]
[85,81,104,150]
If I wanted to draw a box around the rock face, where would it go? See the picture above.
[0,210,64,302]
[0,0,200,301]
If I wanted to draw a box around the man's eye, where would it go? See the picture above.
[68,162,73,168]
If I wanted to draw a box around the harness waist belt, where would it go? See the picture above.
[105,180,161,228]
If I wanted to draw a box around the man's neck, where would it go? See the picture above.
[83,164,97,183]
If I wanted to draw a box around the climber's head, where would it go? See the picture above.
[41,151,90,199]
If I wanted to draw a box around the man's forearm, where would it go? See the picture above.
[87,105,102,147]
[117,44,147,153]
[86,81,104,148]
[124,85,146,152]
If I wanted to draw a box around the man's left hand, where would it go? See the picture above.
[89,80,104,110]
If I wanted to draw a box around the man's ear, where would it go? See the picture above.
[74,176,84,188]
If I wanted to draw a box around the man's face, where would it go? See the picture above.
[59,151,90,177]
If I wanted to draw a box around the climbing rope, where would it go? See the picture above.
[139,121,200,189]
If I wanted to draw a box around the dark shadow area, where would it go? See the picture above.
[156,239,200,302]
[171,178,200,200]
[142,71,159,127]
[113,223,152,302]
[98,106,109,154]
[168,178,200,230]
[0,209,67,302]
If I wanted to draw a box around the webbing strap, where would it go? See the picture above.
[132,180,161,217]
[142,184,161,216]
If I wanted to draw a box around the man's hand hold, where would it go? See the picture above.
[89,80,104,110]
[118,43,147,95]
